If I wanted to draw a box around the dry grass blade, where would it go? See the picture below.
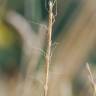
[86,63,96,96]
[44,1,56,96]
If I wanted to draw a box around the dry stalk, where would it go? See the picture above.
[44,1,56,96]
[86,63,96,96]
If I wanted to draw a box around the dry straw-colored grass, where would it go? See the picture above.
[86,63,96,96]
[44,0,57,96]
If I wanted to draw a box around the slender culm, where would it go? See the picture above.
[44,1,53,96]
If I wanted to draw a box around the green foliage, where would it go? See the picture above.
[8,0,24,14]
[0,22,22,74]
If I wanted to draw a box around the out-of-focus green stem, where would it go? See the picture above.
[25,0,42,23]
[0,0,7,22]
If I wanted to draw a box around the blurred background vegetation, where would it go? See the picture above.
[0,0,96,96]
